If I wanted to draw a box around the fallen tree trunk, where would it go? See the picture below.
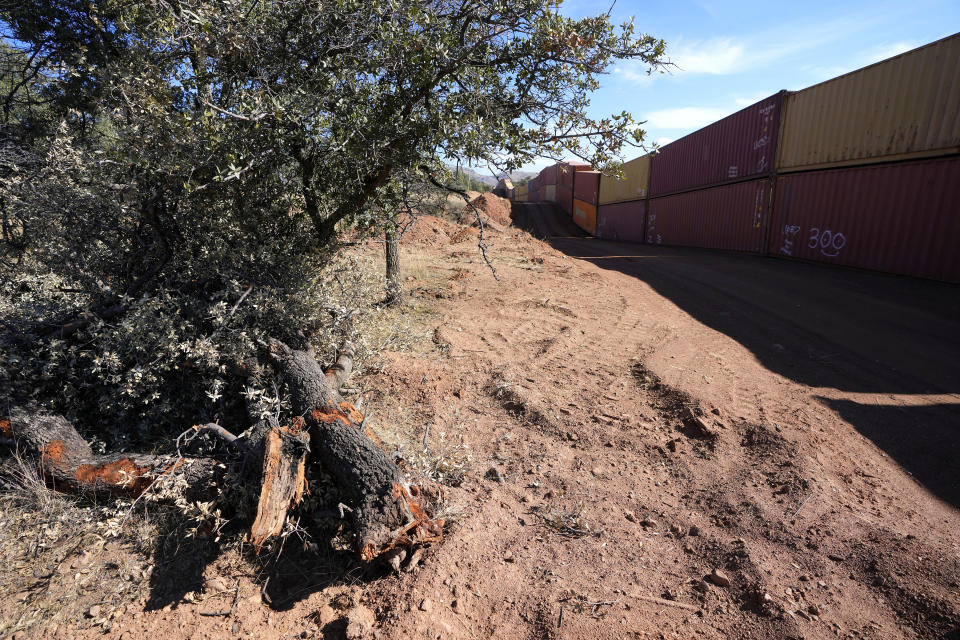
[1,408,222,498]
[267,339,443,560]
[1,339,442,561]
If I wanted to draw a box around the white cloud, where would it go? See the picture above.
[670,38,747,75]
[861,41,917,64]
[644,106,731,130]
[654,137,675,148]
[612,61,658,85]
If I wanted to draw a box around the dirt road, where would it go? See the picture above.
[366,203,960,640]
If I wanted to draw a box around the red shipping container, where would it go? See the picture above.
[540,164,560,186]
[650,92,783,197]
[559,162,591,188]
[556,184,573,214]
[769,157,960,281]
[574,171,601,204]
[596,200,647,242]
[646,179,770,253]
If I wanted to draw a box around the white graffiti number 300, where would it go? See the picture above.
[808,227,847,257]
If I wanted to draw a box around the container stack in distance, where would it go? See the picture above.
[509,32,960,282]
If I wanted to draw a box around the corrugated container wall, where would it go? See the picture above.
[646,179,770,253]
[574,171,601,204]
[650,93,783,197]
[777,33,960,172]
[544,184,557,202]
[513,183,528,202]
[541,164,559,186]
[596,200,647,242]
[769,157,960,281]
[556,185,573,214]
[560,162,591,189]
[572,199,597,235]
[599,155,652,204]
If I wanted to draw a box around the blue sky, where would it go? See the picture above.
[523,0,960,171]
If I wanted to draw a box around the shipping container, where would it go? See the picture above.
[544,184,557,202]
[769,157,960,281]
[596,200,647,242]
[646,179,770,253]
[513,183,528,202]
[778,33,960,172]
[559,161,591,189]
[650,93,783,197]
[573,171,602,204]
[572,198,597,235]
[528,186,540,202]
[557,184,573,215]
[540,164,560,186]
[599,155,651,204]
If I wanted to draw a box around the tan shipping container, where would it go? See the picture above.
[777,33,960,172]
[544,184,557,202]
[513,183,528,202]
[599,154,651,204]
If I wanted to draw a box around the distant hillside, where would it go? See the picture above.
[449,166,537,187]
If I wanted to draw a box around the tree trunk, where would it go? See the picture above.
[2,340,442,562]
[1,408,221,498]
[384,225,402,305]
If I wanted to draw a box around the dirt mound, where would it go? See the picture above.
[398,214,458,246]
[458,192,512,227]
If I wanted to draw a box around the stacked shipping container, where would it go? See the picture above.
[595,155,651,242]
[650,94,783,197]
[509,33,960,281]
[572,171,601,235]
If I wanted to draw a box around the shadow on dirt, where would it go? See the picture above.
[816,396,960,508]
[144,517,378,613]
[511,203,960,396]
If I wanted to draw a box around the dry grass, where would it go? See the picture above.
[0,453,154,637]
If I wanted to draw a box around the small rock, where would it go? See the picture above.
[590,466,603,477]
[504,553,515,563]
[419,598,432,612]
[405,547,426,572]
[688,525,700,536]
[485,466,505,483]
[799,574,810,582]
[345,606,376,640]
[206,577,229,593]
[709,569,731,587]
[451,599,463,615]
[521,494,533,503]
[640,517,657,528]
[683,544,694,554]
[624,510,638,523]
[670,524,684,536]
[808,603,822,616]
[86,605,101,619]
[385,548,407,574]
